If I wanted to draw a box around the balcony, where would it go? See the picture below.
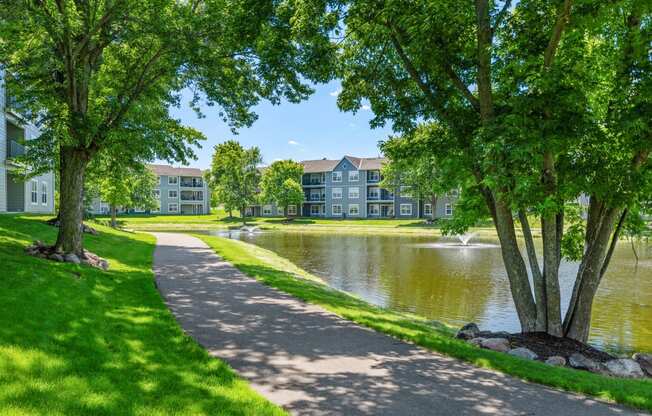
[180,177,204,188]
[305,194,326,202]
[302,174,325,186]
[367,192,393,201]
[7,140,25,158]
[180,191,204,201]
[367,171,381,183]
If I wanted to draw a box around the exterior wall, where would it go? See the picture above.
[23,123,55,214]
[325,158,364,218]
[0,70,7,212]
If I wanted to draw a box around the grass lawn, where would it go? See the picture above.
[101,209,503,237]
[0,215,284,416]
[197,234,652,413]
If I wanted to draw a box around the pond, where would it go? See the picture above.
[204,229,652,353]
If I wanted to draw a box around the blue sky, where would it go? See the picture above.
[166,80,394,169]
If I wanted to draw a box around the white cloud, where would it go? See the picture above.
[288,140,300,146]
[329,88,342,97]
[361,104,371,111]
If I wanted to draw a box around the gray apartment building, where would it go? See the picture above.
[90,164,210,215]
[1,71,56,214]
[249,156,457,219]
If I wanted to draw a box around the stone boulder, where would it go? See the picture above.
[481,338,511,353]
[467,337,486,347]
[455,323,480,340]
[64,253,81,264]
[633,353,652,377]
[545,356,567,367]
[605,359,645,379]
[508,347,538,360]
[48,253,64,262]
[568,353,604,374]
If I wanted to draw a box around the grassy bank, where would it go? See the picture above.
[0,215,284,416]
[197,234,652,413]
[101,211,504,237]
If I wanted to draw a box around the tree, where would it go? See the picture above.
[86,156,158,227]
[260,160,304,219]
[381,125,462,221]
[336,0,651,341]
[0,0,337,256]
[206,140,262,225]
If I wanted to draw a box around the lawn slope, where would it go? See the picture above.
[0,215,284,416]
[197,234,652,413]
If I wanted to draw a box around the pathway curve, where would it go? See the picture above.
[152,233,644,416]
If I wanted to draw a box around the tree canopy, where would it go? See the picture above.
[260,160,304,217]
[206,140,262,224]
[336,0,652,341]
[0,0,338,255]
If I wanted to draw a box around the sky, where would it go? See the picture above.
[165,80,394,169]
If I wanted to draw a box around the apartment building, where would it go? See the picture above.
[0,71,56,214]
[251,155,457,219]
[90,164,210,215]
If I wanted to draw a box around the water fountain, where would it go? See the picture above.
[411,231,498,249]
[456,232,477,246]
[241,225,260,235]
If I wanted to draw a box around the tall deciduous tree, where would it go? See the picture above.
[0,0,337,256]
[336,0,651,341]
[260,160,304,219]
[206,140,262,225]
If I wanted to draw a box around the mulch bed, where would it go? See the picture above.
[506,332,616,362]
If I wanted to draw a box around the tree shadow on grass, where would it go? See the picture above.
[0,217,282,416]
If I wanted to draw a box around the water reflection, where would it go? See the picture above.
[204,230,652,353]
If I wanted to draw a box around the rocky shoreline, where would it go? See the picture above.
[457,323,652,379]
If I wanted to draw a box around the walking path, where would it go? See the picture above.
[152,233,643,416]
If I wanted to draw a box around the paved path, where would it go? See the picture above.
[152,233,644,416]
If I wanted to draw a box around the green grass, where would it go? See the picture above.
[0,215,284,416]
[196,234,652,413]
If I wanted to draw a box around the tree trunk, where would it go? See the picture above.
[229,209,233,218]
[493,199,538,332]
[563,204,622,342]
[430,195,437,221]
[241,205,247,225]
[518,210,547,332]
[110,205,118,228]
[54,146,90,256]
[541,214,563,336]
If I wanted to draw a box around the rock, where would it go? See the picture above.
[545,356,567,367]
[468,337,486,347]
[569,353,604,374]
[456,323,480,340]
[508,347,538,360]
[605,359,645,379]
[49,253,64,262]
[99,259,109,271]
[481,337,511,353]
[64,253,81,264]
[633,353,652,377]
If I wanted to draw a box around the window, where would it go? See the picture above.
[311,205,321,215]
[310,173,322,184]
[368,170,380,182]
[400,186,412,198]
[277,206,284,216]
[168,190,178,199]
[263,205,273,215]
[41,182,47,205]
[348,187,359,199]
[368,204,380,215]
[168,176,178,185]
[30,180,38,204]
[368,187,380,199]
[349,171,359,182]
[168,203,178,212]
[332,187,342,199]
[287,205,297,216]
[445,203,453,216]
[424,203,432,216]
[400,204,412,216]
[332,171,342,182]
[348,204,359,216]
[332,204,342,216]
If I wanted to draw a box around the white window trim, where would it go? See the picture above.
[368,204,380,216]
[332,187,342,199]
[30,180,38,205]
[348,171,359,182]
[331,204,342,216]
[168,190,178,199]
[348,204,359,216]
[168,203,179,212]
[332,171,342,182]
[168,176,178,185]
[400,203,412,216]
[424,203,432,216]
[368,187,380,198]
[263,205,273,215]
[368,171,380,181]
[310,205,321,214]
[348,187,359,199]
[445,203,453,216]
[287,205,297,215]
[40,181,48,205]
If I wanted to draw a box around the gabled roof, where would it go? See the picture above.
[300,158,340,173]
[358,157,386,170]
[300,156,387,173]
[148,164,205,177]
